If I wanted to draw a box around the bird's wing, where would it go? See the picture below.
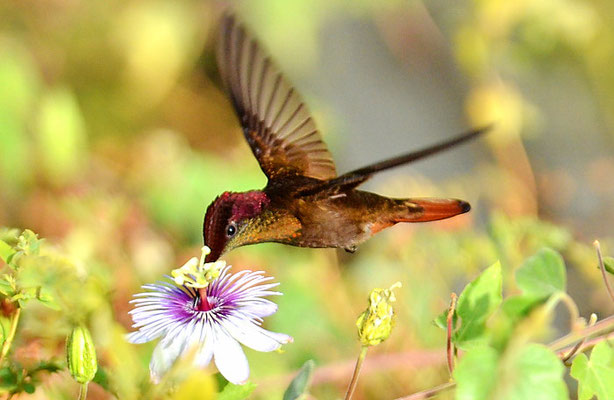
[217,14,337,181]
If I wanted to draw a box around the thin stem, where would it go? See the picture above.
[562,313,597,363]
[594,240,614,304]
[446,293,458,376]
[549,315,614,352]
[344,346,368,400]
[77,383,88,400]
[0,306,21,364]
[393,381,455,400]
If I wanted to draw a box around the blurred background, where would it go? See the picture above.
[1,0,613,398]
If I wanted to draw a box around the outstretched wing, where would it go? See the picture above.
[217,14,337,181]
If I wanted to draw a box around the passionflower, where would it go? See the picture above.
[127,263,292,384]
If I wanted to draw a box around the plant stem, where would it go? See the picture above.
[78,383,88,400]
[0,306,21,364]
[549,315,614,352]
[393,381,456,400]
[446,293,457,376]
[595,240,614,304]
[344,346,368,400]
[562,313,597,363]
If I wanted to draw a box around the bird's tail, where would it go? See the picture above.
[371,198,470,234]
[394,198,470,223]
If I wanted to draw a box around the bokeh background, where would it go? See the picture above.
[1,0,613,398]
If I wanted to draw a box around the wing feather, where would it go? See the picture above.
[217,14,337,181]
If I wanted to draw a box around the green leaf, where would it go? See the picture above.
[455,344,566,400]
[23,383,35,394]
[454,346,498,400]
[500,344,567,400]
[501,294,546,321]
[92,367,115,395]
[433,308,458,331]
[601,257,614,276]
[0,240,14,263]
[516,248,566,298]
[218,381,257,400]
[36,290,61,310]
[453,262,502,349]
[571,341,614,400]
[283,360,315,400]
[0,278,13,296]
[16,230,40,256]
[0,367,18,392]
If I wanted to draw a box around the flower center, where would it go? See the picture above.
[197,295,214,312]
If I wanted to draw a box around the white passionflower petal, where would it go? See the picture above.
[222,316,292,352]
[238,299,279,318]
[149,326,190,383]
[213,327,250,385]
[193,324,214,368]
[127,261,291,385]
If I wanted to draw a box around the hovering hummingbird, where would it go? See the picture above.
[203,15,487,262]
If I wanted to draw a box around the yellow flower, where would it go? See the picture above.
[356,282,402,347]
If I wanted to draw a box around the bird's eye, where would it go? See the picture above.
[226,223,236,237]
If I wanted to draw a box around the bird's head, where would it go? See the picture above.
[203,191,271,262]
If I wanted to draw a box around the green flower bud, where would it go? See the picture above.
[66,325,98,384]
[356,282,401,347]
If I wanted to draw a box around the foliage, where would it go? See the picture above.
[283,360,315,400]
[1,0,614,398]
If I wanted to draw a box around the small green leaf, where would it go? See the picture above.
[433,308,458,331]
[571,341,614,400]
[454,346,498,400]
[453,262,502,349]
[283,360,315,400]
[16,230,40,256]
[0,367,18,391]
[601,257,614,276]
[92,367,114,395]
[516,248,566,298]
[23,383,35,394]
[501,294,545,320]
[36,290,61,310]
[0,278,13,296]
[218,381,257,400]
[0,240,14,263]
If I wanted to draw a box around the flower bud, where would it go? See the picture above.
[356,282,402,347]
[66,325,98,384]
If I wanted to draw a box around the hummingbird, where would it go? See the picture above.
[203,15,487,262]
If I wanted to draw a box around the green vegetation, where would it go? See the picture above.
[2,0,614,398]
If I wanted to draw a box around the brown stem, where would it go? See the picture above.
[393,382,455,400]
[549,315,614,352]
[594,240,614,304]
[446,293,458,376]
[344,346,368,400]
[562,313,597,363]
